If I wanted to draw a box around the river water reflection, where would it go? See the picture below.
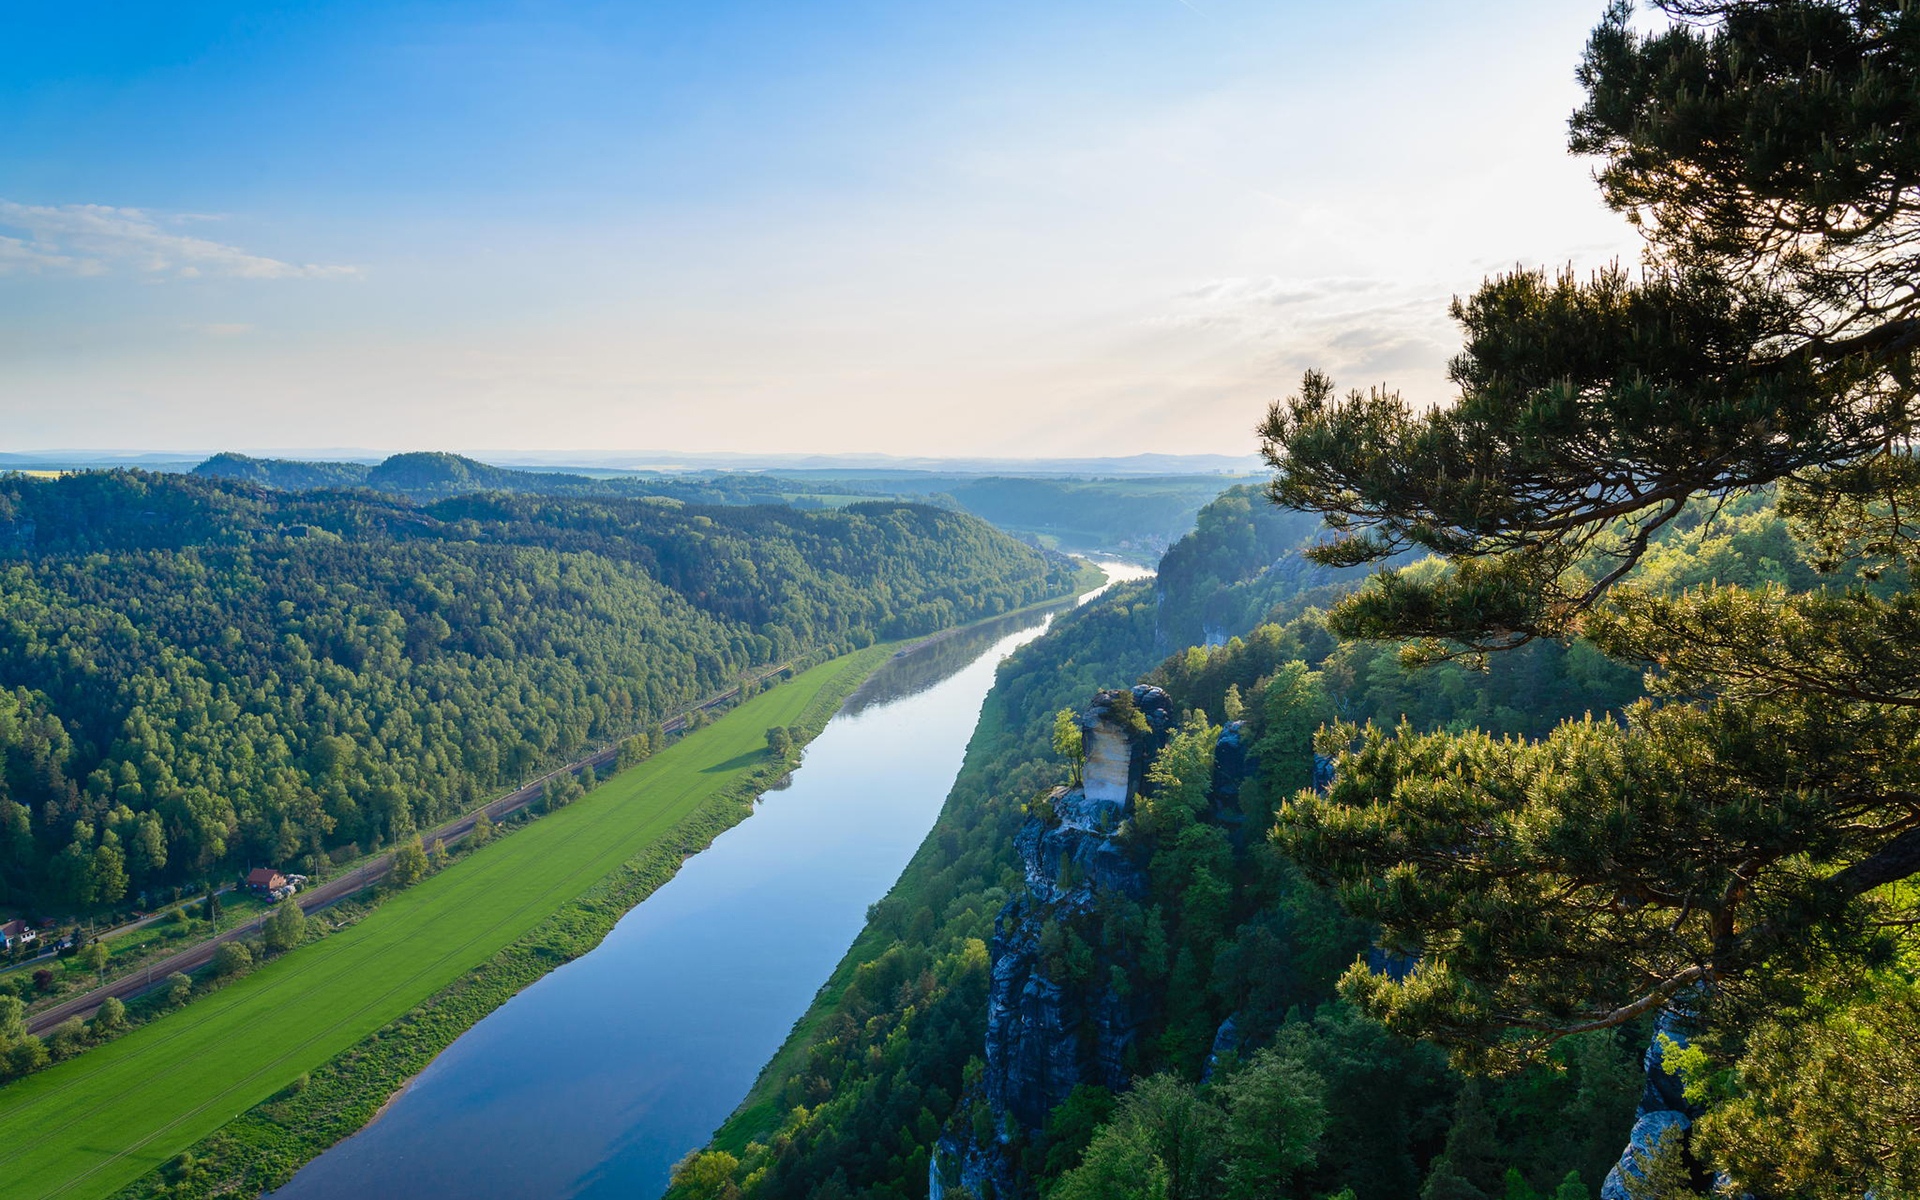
[274,562,1151,1200]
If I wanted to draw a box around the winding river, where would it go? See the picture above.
[274,561,1152,1200]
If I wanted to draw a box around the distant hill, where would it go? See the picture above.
[188,451,1255,559]
[363,451,603,497]
[193,452,372,490]
[191,452,859,507]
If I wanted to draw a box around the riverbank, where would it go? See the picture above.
[0,646,895,1200]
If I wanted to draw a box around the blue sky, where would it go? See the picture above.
[0,0,1643,458]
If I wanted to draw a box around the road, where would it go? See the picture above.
[24,659,795,1037]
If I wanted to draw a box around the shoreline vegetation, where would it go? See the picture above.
[0,565,1106,1200]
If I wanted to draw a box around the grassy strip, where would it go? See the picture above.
[0,646,891,1200]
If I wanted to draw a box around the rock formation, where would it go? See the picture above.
[932,685,1174,1199]
[1603,1006,1707,1200]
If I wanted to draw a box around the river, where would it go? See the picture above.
[273,560,1152,1200]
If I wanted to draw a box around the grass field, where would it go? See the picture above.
[0,649,888,1200]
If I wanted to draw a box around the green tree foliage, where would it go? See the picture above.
[677,482,1655,1200]
[211,941,252,978]
[765,726,794,759]
[1258,4,1920,1192]
[1552,1172,1591,1200]
[1051,708,1084,786]
[1216,1046,1327,1200]
[8,1034,48,1075]
[82,940,108,977]
[1052,1052,1325,1200]
[616,731,654,771]
[388,835,428,889]
[1138,711,1218,836]
[671,1150,743,1200]
[263,895,306,954]
[469,809,495,848]
[1690,971,1920,1199]
[0,471,1069,914]
[93,995,127,1034]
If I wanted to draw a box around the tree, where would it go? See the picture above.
[82,940,108,979]
[1553,1172,1591,1200]
[201,882,221,928]
[1139,711,1218,836]
[8,1034,48,1075]
[1083,1074,1225,1200]
[1054,1118,1171,1200]
[93,995,126,1035]
[0,994,24,1044]
[46,1015,88,1060]
[263,895,306,954]
[765,726,794,759]
[1217,1046,1326,1200]
[670,1149,742,1200]
[91,834,128,910]
[470,809,495,847]
[166,971,192,1007]
[1052,708,1085,785]
[212,941,252,978]
[388,834,428,888]
[1265,0,1920,1071]
[617,731,653,770]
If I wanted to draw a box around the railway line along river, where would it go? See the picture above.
[273,560,1152,1200]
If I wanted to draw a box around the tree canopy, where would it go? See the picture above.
[1263,2,1920,1192]
[0,470,1070,912]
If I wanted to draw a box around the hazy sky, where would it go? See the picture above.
[0,0,1645,459]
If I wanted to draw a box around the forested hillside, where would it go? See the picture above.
[0,470,1072,914]
[670,479,1794,1199]
[193,451,874,507]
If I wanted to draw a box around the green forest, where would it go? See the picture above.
[671,478,1668,1200]
[676,482,1908,1200]
[0,470,1073,915]
[193,452,1256,559]
[675,3,1920,1197]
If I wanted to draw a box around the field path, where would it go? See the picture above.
[0,652,877,1200]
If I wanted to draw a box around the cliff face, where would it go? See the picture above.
[933,686,1175,1199]
[1602,1007,1707,1200]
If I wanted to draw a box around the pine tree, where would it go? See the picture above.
[1261,2,1920,1191]
[1267,0,1920,1061]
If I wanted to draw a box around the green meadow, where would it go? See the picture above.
[0,648,890,1200]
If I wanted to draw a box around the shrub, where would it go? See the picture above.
[8,1034,48,1075]
[388,835,428,888]
[263,896,306,954]
[93,995,127,1034]
[46,1016,89,1060]
[212,941,253,978]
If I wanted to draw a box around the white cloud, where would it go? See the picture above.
[0,201,359,280]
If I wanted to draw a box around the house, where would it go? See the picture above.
[244,868,288,897]
[0,919,37,951]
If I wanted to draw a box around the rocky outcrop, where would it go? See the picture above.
[932,685,1174,1199]
[1603,1007,1706,1200]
